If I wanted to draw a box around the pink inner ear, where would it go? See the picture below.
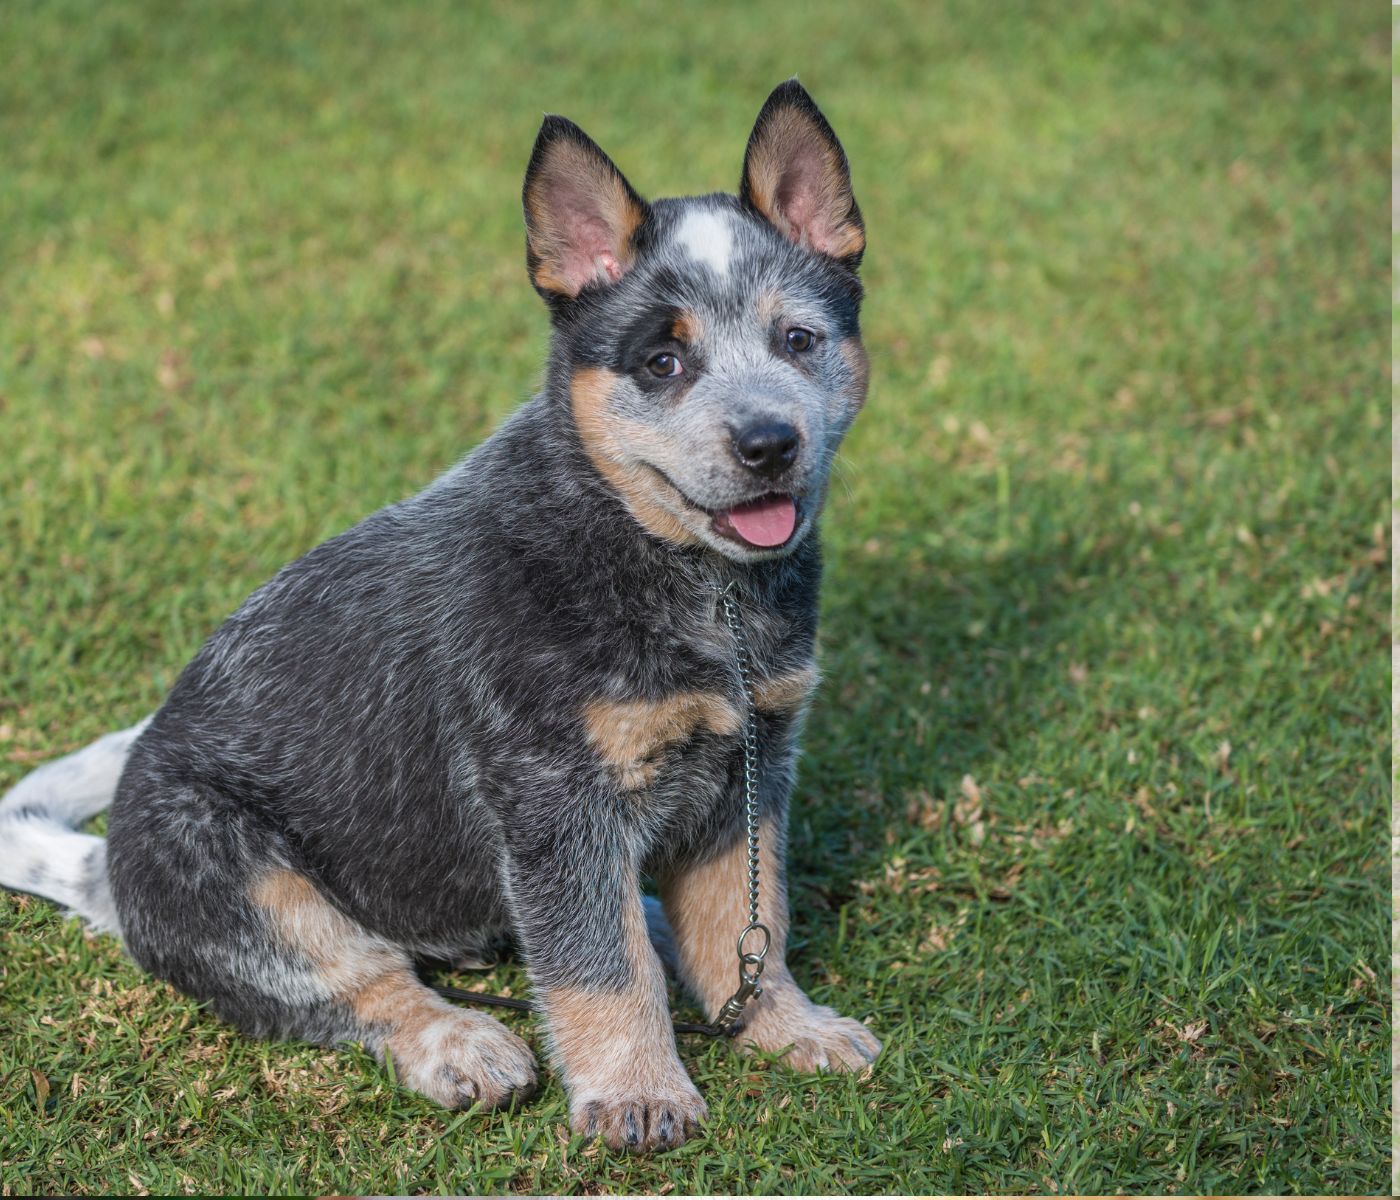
[544,173,629,293]
[760,129,857,258]
[775,156,838,253]
[560,216,623,289]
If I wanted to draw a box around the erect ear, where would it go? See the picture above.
[522,116,649,300]
[740,80,864,267]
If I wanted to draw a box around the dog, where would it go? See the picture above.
[0,79,878,1152]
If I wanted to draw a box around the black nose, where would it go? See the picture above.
[732,420,800,479]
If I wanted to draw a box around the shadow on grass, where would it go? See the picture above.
[789,519,1091,956]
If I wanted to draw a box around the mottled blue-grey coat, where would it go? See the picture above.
[0,79,879,1152]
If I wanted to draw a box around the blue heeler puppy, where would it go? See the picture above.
[0,80,878,1152]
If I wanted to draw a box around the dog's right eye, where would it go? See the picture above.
[647,352,683,378]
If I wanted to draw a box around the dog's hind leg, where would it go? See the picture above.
[107,775,535,1110]
[246,868,538,1109]
[640,894,679,978]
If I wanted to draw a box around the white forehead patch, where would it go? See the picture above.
[676,210,734,278]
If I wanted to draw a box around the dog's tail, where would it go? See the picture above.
[0,718,151,934]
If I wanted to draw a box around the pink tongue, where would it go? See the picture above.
[726,495,797,547]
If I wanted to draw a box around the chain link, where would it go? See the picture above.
[711,580,771,1036]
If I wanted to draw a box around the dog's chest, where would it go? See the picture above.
[580,598,817,844]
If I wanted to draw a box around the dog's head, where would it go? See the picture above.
[523,80,867,562]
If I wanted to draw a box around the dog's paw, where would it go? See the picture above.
[741,999,881,1073]
[571,1080,708,1152]
[389,1009,538,1110]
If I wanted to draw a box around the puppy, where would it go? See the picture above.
[0,79,878,1152]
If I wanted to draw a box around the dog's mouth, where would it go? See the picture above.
[711,494,799,548]
[648,469,801,550]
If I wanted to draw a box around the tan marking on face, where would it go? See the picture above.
[570,367,701,546]
[670,310,703,344]
[583,691,742,790]
[820,221,866,261]
[533,262,576,297]
[526,140,644,297]
[839,337,870,409]
[754,664,819,716]
[659,817,792,1016]
[745,109,864,260]
[755,288,786,327]
[743,112,797,227]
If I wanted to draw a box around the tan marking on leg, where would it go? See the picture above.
[659,817,790,1016]
[540,898,665,1090]
[250,870,537,1108]
[346,971,537,1108]
[670,310,703,344]
[840,337,870,410]
[659,821,881,1074]
[250,869,399,993]
[753,664,819,717]
[583,691,742,790]
[570,367,701,546]
[539,896,705,1149]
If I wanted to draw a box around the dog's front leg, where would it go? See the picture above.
[503,809,705,1151]
[660,812,881,1073]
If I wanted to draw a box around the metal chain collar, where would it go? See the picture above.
[434,580,771,1040]
[709,581,771,1036]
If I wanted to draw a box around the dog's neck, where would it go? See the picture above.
[476,386,823,628]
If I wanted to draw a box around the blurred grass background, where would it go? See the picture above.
[0,0,1390,1193]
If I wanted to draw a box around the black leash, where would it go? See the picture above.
[431,983,732,1039]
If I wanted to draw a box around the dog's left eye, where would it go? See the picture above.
[786,327,816,353]
[647,352,683,378]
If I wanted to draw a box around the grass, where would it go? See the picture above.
[0,0,1390,1193]
[1390,15,1399,1196]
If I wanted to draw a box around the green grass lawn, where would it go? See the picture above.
[0,1,1390,1193]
